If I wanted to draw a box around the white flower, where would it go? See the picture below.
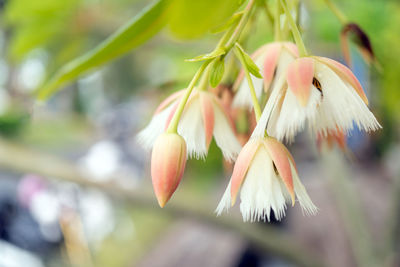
[216,136,317,222]
[233,42,298,108]
[137,89,242,161]
[252,56,381,142]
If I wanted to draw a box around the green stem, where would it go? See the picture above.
[274,0,281,41]
[198,65,211,91]
[262,1,274,26]
[225,0,256,50]
[165,0,257,133]
[324,0,348,24]
[235,49,262,121]
[280,0,308,57]
[166,60,211,133]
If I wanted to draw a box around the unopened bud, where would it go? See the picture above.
[151,133,187,207]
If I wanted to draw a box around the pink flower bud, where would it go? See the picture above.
[151,133,187,207]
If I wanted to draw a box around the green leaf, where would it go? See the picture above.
[211,11,244,34]
[185,47,226,62]
[168,0,243,39]
[37,0,173,100]
[234,43,262,78]
[209,57,225,87]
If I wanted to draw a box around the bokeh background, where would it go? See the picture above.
[0,0,399,266]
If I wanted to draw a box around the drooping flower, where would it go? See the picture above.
[253,56,381,142]
[151,133,187,207]
[316,127,347,152]
[216,136,317,222]
[233,42,298,108]
[137,89,241,161]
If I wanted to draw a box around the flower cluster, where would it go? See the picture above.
[136,0,380,222]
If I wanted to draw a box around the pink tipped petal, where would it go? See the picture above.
[213,97,236,132]
[287,57,315,107]
[264,137,295,205]
[155,90,185,114]
[283,42,299,57]
[199,92,215,149]
[263,44,281,92]
[317,56,368,105]
[231,140,261,205]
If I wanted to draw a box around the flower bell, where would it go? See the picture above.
[216,136,317,222]
[151,133,187,207]
[255,56,381,142]
[137,89,241,161]
[233,42,298,108]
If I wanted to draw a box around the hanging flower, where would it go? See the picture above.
[216,136,317,222]
[316,127,347,152]
[254,56,381,142]
[137,89,242,161]
[233,42,298,108]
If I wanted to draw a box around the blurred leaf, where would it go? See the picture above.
[4,0,81,60]
[185,47,226,62]
[168,0,243,39]
[209,57,225,87]
[37,0,173,100]
[234,43,262,78]
[0,111,29,137]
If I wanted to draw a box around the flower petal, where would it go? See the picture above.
[154,90,185,114]
[316,56,368,105]
[230,139,261,205]
[199,92,215,149]
[215,182,232,216]
[136,105,174,150]
[264,137,295,205]
[239,147,287,222]
[263,43,282,92]
[290,162,318,215]
[283,42,299,57]
[178,95,207,159]
[213,99,242,161]
[287,57,315,106]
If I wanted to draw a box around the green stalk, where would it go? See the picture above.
[225,0,256,50]
[274,0,281,41]
[166,60,211,133]
[235,50,262,121]
[197,65,211,91]
[280,0,308,57]
[324,0,348,24]
[166,0,257,133]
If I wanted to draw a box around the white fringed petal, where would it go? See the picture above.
[272,85,322,142]
[290,163,318,216]
[268,49,296,92]
[251,75,285,139]
[212,102,242,162]
[136,105,174,150]
[239,148,287,222]
[178,96,207,159]
[215,182,232,216]
[314,61,381,135]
